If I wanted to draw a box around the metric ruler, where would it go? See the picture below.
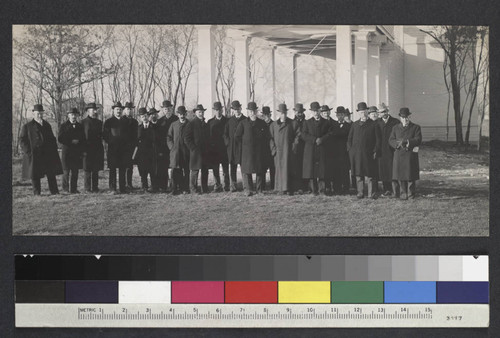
[15,304,489,327]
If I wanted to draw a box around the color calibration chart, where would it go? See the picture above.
[15,255,488,327]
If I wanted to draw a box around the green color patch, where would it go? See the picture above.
[332,281,384,304]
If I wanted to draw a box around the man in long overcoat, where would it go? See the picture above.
[269,103,300,195]
[136,108,159,192]
[320,105,336,195]
[223,100,245,192]
[81,102,104,193]
[58,108,85,193]
[184,104,209,194]
[376,102,400,196]
[157,100,178,192]
[20,104,62,195]
[103,101,131,194]
[389,107,422,200]
[301,101,333,195]
[122,102,138,189]
[260,106,275,191]
[347,104,382,199]
[235,102,270,196]
[331,106,352,195]
[206,102,230,192]
[167,106,190,194]
[291,103,307,193]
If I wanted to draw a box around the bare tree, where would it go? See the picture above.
[214,26,236,116]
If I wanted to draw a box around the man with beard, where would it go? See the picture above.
[58,108,85,194]
[122,101,138,189]
[347,103,382,199]
[184,104,209,194]
[223,100,245,192]
[136,108,159,192]
[376,102,400,197]
[167,106,190,194]
[157,100,178,193]
[260,106,275,191]
[206,101,230,192]
[291,103,307,194]
[331,106,352,195]
[81,102,104,193]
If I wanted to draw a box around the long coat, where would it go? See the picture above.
[167,119,190,169]
[136,123,159,175]
[20,119,63,180]
[389,122,422,181]
[263,119,274,169]
[121,116,138,166]
[301,117,332,179]
[235,118,270,174]
[270,117,299,191]
[184,117,208,170]
[223,115,245,165]
[347,119,381,178]
[322,117,336,180]
[291,117,306,180]
[58,120,85,171]
[81,116,104,171]
[377,116,400,181]
[331,120,351,180]
[157,115,178,169]
[102,116,134,169]
[206,116,229,168]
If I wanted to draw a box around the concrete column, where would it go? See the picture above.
[353,31,369,120]
[231,32,250,108]
[368,41,381,106]
[271,46,277,119]
[196,25,216,110]
[336,25,353,111]
[379,49,390,106]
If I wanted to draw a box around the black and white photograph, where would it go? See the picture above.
[11,24,489,237]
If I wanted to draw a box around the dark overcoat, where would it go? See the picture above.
[167,120,190,169]
[347,119,381,178]
[389,122,422,181]
[270,118,299,191]
[301,117,333,179]
[235,118,270,174]
[121,116,138,167]
[81,116,104,171]
[322,117,336,180]
[20,119,63,180]
[331,120,351,179]
[103,116,134,169]
[156,115,178,169]
[136,123,159,176]
[291,117,306,180]
[262,119,274,169]
[184,117,208,170]
[206,116,229,167]
[58,120,85,170]
[223,115,245,164]
[377,116,400,181]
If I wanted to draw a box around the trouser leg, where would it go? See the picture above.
[201,167,209,193]
[399,180,408,199]
[141,174,149,189]
[31,178,41,195]
[47,174,59,194]
[150,171,159,191]
[256,172,265,193]
[62,170,70,192]
[318,179,326,194]
[118,167,126,192]
[383,181,392,193]
[366,176,376,198]
[392,180,400,197]
[230,163,238,190]
[109,167,117,190]
[408,180,416,199]
[92,171,99,192]
[84,170,92,192]
[70,168,79,192]
[212,164,221,186]
[182,166,190,192]
[309,179,318,194]
[222,162,230,190]
[242,174,253,193]
[125,166,133,187]
[356,176,364,197]
[269,165,275,190]
[171,168,180,192]
[190,169,199,193]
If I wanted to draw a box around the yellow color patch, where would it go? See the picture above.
[278,281,331,303]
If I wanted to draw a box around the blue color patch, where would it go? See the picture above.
[437,282,489,304]
[384,282,436,303]
[66,281,118,303]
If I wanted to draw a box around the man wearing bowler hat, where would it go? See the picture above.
[260,106,275,191]
[206,101,230,192]
[20,104,63,195]
[167,106,190,194]
[184,104,209,194]
[58,108,85,193]
[122,102,138,189]
[223,100,245,192]
[320,105,336,195]
[347,102,382,199]
[136,108,159,192]
[389,108,422,200]
[235,102,270,196]
[331,106,352,195]
[291,103,308,193]
[376,102,400,196]
[81,102,104,193]
[157,100,178,193]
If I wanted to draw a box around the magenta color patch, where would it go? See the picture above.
[171,281,224,303]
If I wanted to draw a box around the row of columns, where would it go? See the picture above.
[197,25,387,120]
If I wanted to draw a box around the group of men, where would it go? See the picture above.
[19,98,422,200]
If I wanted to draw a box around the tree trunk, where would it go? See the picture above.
[448,51,464,145]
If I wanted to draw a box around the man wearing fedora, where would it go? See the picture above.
[223,100,245,192]
[260,106,275,191]
[331,106,352,195]
[157,100,178,193]
[301,101,333,195]
[81,102,104,193]
[376,102,400,196]
[235,102,270,196]
[122,102,138,189]
[103,101,131,194]
[206,101,230,192]
[347,102,382,199]
[389,108,422,200]
[136,108,159,192]
[20,104,63,195]
[184,104,209,194]
[167,106,190,194]
[320,105,336,195]
[291,103,308,193]
[58,108,85,193]
[269,103,300,195]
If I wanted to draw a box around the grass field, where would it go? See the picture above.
[12,141,489,236]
